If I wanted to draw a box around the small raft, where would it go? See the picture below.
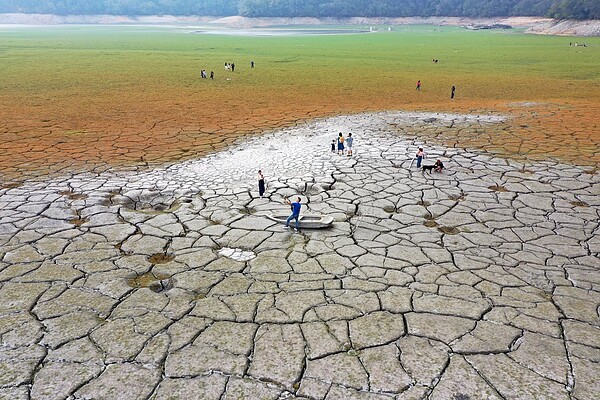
[267,214,334,229]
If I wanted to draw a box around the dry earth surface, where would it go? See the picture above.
[0,111,599,399]
[0,18,599,400]
[1,95,599,183]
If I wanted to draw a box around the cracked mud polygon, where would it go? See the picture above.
[1,110,599,399]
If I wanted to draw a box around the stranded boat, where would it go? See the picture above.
[267,214,334,229]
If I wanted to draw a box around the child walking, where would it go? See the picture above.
[416,147,425,168]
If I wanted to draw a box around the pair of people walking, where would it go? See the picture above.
[415,80,456,99]
[200,69,214,79]
[335,132,354,156]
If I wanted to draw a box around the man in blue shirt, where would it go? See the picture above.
[285,197,301,232]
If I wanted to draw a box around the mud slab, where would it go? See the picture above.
[0,111,599,399]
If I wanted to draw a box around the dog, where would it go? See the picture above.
[422,164,435,174]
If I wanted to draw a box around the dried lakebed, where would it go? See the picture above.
[0,111,599,400]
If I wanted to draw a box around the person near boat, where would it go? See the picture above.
[284,197,301,232]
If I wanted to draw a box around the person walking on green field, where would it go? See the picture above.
[284,197,301,232]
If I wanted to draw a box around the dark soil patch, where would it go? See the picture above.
[239,206,257,215]
[69,217,89,226]
[126,272,171,289]
[448,193,467,201]
[148,253,176,264]
[488,185,508,192]
[570,200,589,207]
[438,226,460,235]
[59,190,89,200]
[1,182,22,189]
[383,205,397,213]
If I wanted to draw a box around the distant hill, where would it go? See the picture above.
[1,0,598,20]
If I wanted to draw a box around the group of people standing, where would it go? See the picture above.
[332,132,354,156]
[200,61,256,80]
[257,132,356,232]
[415,147,444,172]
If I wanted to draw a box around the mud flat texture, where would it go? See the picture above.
[0,111,599,400]
[527,19,600,37]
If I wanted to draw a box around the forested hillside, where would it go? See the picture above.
[1,0,598,20]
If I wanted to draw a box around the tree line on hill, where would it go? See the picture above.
[2,0,598,20]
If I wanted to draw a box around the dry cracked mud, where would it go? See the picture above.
[0,111,599,400]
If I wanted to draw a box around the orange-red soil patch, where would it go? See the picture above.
[0,86,598,182]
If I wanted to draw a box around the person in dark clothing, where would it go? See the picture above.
[451,86,456,99]
[258,170,266,197]
[416,80,421,90]
[210,71,214,80]
[251,61,255,68]
[231,63,235,72]
[434,159,445,172]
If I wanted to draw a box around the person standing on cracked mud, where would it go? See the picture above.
[337,132,345,155]
[416,147,425,168]
[346,133,354,156]
[258,170,266,197]
[284,197,301,232]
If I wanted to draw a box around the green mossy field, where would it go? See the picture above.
[1,25,598,101]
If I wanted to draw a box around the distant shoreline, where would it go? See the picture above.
[0,14,598,36]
